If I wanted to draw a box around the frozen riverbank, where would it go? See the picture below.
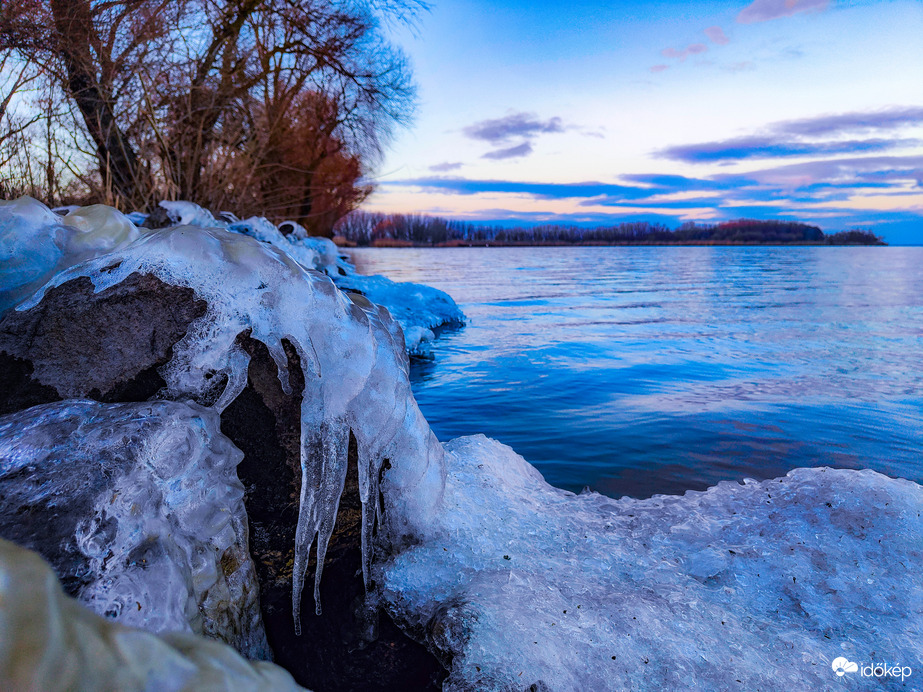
[1,198,920,691]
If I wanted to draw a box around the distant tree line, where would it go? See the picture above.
[0,0,422,235]
[333,213,887,246]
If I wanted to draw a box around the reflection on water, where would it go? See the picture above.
[351,246,923,499]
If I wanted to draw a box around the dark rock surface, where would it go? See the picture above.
[0,273,206,410]
[141,205,175,229]
[0,270,446,690]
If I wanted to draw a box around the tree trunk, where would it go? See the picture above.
[49,0,139,205]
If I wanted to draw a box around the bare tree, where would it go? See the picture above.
[1,0,421,226]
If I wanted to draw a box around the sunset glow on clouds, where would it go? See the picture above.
[366,0,923,243]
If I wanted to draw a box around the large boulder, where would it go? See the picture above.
[0,229,446,690]
[0,272,206,413]
[0,399,268,658]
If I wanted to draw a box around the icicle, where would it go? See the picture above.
[266,341,291,395]
[291,416,349,634]
[310,421,350,613]
[213,347,250,412]
[360,467,381,589]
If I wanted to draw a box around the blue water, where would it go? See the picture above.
[350,246,923,499]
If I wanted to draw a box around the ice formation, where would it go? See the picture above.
[379,436,923,691]
[159,199,223,228]
[9,195,912,690]
[333,271,464,354]
[0,197,142,313]
[0,399,268,658]
[0,538,307,691]
[19,223,447,634]
[148,199,465,350]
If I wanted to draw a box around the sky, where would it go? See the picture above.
[363,0,923,244]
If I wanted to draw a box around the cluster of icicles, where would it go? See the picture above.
[20,221,446,634]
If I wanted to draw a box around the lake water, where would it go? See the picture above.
[349,246,923,499]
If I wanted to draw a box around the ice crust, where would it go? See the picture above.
[0,197,142,313]
[0,399,269,658]
[333,271,464,354]
[152,199,466,349]
[0,538,307,691]
[19,222,447,634]
[379,435,923,691]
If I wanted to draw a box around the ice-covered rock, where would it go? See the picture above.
[0,399,269,658]
[333,271,465,346]
[0,271,206,414]
[17,224,447,633]
[379,435,923,691]
[0,228,446,689]
[150,202,465,346]
[0,538,306,691]
[159,200,224,228]
[0,197,142,314]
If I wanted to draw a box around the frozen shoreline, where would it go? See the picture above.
[1,198,920,690]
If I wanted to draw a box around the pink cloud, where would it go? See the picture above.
[650,64,670,73]
[661,44,709,61]
[704,26,730,45]
[737,0,829,24]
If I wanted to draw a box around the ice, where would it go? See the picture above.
[228,216,338,277]
[0,197,145,314]
[72,198,465,349]
[159,200,224,228]
[126,210,149,225]
[216,211,466,349]
[378,435,923,691]
[333,270,465,349]
[0,538,307,691]
[60,204,140,253]
[20,224,447,635]
[403,325,436,354]
[0,399,269,658]
[0,196,63,312]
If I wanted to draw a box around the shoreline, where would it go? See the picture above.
[336,238,888,248]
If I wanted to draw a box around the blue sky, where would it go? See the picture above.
[364,0,923,243]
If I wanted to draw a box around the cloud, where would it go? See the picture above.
[482,142,534,160]
[429,161,463,172]
[659,137,917,163]
[737,0,828,24]
[374,158,923,242]
[384,157,923,209]
[383,177,658,200]
[776,106,923,137]
[619,174,738,191]
[704,26,730,45]
[658,107,923,163]
[661,43,708,61]
[650,64,670,73]
[463,113,564,144]
[711,155,923,187]
[726,61,755,72]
